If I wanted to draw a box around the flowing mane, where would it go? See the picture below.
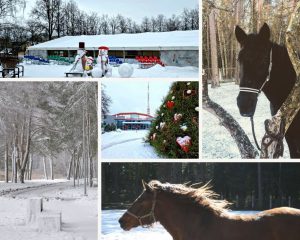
[148,180,231,214]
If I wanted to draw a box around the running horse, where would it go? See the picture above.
[119,180,300,240]
[235,23,300,158]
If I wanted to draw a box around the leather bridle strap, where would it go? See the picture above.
[239,47,273,95]
[125,191,157,228]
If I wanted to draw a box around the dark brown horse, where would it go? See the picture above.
[119,180,300,240]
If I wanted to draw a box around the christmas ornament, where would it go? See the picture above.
[187,82,191,85]
[180,125,188,131]
[172,96,175,100]
[166,101,175,109]
[174,113,183,122]
[156,125,159,130]
[151,133,157,140]
[176,136,192,153]
[160,122,166,129]
[195,107,199,112]
[163,140,167,144]
[183,89,196,98]
[161,113,164,116]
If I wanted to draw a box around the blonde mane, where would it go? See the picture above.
[148,180,231,214]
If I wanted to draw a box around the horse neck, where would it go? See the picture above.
[155,192,218,239]
[263,43,296,113]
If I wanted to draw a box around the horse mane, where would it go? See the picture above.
[148,180,231,215]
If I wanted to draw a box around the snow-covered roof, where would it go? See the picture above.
[28,30,199,51]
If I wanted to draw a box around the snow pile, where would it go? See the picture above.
[28,31,199,50]
[118,63,134,78]
[101,130,160,159]
[202,82,290,158]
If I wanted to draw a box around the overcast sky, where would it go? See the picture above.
[102,80,173,116]
[21,0,198,23]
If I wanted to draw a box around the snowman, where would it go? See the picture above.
[96,46,112,77]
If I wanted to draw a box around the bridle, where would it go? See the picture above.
[239,47,273,95]
[125,191,157,228]
[239,47,273,151]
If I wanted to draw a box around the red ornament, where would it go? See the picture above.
[166,101,175,109]
[176,136,192,153]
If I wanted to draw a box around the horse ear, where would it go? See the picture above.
[258,23,270,41]
[142,180,152,192]
[235,25,247,44]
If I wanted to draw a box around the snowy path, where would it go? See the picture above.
[0,180,97,240]
[21,63,198,78]
[202,82,290,159]
[101,130,160,159]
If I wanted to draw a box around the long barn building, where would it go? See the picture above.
[27,30,199,67]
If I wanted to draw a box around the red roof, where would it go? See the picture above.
[113,112,154,118]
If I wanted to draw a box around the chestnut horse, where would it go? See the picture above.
[119,180,300,240]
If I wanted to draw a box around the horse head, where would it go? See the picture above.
[119,180,157,231]
[235,23,273,117]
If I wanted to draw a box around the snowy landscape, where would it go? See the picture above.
[18,63,198,78]
[101,209,260,240]
[101,130,160,159]
[0,180,97,240]
[203,82,290,158]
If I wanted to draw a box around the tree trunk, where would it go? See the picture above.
[203,71,258,158]
[43,156,48,180]
[5,143,8,183]
[50,156,54,180]
[67,153,73,180]
[257,163,263,209]
[260,3,300,158]
[209,9,220,88]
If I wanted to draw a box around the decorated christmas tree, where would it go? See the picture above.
[148,81,199,158]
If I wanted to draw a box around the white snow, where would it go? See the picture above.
[0,181,97,240]
[101,210,172,240]
[118,63,134,78]
[101,130,160,159]
[28,31,199,51]
[202,82,290,158]
[20,63,198,78]
[101,209,260,240]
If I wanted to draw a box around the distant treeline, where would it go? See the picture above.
[0,0,199,52]
[102,163,300,210]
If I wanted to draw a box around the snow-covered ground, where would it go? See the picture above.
[101,130,160,159]
[101,209,260,240]
[202,82,290,158]
[20,63,198,78]
[0,180,97,240]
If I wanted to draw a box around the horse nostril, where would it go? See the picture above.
[119,218,124,225]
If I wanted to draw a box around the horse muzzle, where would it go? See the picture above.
[237,92,258,117]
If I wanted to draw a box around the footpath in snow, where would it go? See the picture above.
[21,63,198,78]
[101,130,160,159]
[0,180,97,240]
[202,82,290,158]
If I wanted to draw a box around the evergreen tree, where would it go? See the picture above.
[148,81,199,158]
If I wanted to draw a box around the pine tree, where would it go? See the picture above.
[148,82,199,158]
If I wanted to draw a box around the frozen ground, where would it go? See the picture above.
[202,82,290,159]
[101,130,160,159]
[101,209,260,240]
[0,180,97,240]
[21,63,198,78]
